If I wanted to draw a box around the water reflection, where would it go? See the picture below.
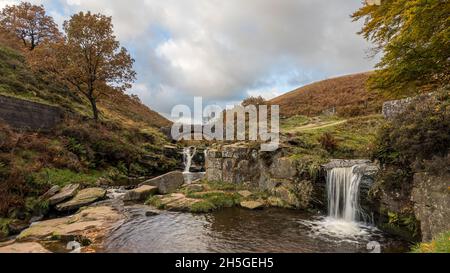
[104,207,409,253]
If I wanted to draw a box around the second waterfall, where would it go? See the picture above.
[326,166,365,223]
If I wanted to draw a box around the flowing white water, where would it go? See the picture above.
[183,147,197,173]
[182,147,205,184]
[327,166,364,222]
[299,165,378,242]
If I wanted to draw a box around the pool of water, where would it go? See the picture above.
[103,207,410,253]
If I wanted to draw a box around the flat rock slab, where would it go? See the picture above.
[123,185,158,201]
[56,188,106,212]
[240,201,265,210]
[154,193,201,212]
[0,242,51,253]
[40,185,61,200]
[48,184,80,205]
[238,190,253,198]
[140,171,184,194]
[18,206,121,242]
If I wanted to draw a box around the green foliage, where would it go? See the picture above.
[374,90,450,167]
[203,180,246,191]
[189,201,217,213]
[383,210,420,240]
[33,168,103,187]
[280,115,310,131]
[0,218,11,238]
[352,0,450,94]
[145,195,164,209]
[25,197,49,216]
[187,192,242,213]
[286,115,383,162]
[412,231,450,253]
[319,132,338,153]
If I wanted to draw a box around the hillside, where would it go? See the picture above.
[0,44,171,129]
[271,72,392,118]
[0,42,177,224]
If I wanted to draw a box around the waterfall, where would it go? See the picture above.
[326,166,364,223]
[183,147,197,173]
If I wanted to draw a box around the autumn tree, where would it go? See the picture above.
[0,2,61,50]
[352,0,450,94]
[241,96,269,107]
[30,12,136,121]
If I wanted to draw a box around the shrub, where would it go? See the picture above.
[374,89,450,167]
[319,132,338,153]
[412,231,450,253]
[33,168,102,187]
[190,201,216,213]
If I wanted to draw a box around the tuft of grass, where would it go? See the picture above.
[204,180,247,191]
[412,231,450,253]
[285,115,383,159]
[187,192,242,212]
[281,115,310,131]
[0,218,11,238]
[33,168,103,187]
[145,195,164,209]
[189,201,216,213]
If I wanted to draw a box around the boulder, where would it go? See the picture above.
[412,171,450,242]
[148,193,201,212]
[270,157,297,179]
[240,201,264,210]
[140,171,184,194]
[161,194,201,212]
[56,188,106,212]
[18,206,121,242]
[238,190,253,198]
[0,242,50,253]
[48,184,80,206]
[40,185,61,200]
[123,185,158,201]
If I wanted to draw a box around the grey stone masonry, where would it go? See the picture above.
[0,95,63,130]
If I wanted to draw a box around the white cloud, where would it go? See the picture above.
[1,0,374,115]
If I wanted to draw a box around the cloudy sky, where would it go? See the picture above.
[0,0,376,118]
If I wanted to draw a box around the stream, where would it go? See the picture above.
[103,207,409,253]
[102,150,410,253]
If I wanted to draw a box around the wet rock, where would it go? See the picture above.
[0,242,51,253]
[240,201,264,210]
[40,185,61,200]
[48,184,80,206]
[106,187,127,199]
[322,159,373,170]
[272,186,299,208]
[56,188,106,212]
[145,210,159,217]
[123,185,158,202]
[140,171,184,194]
[18,206,122,242]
